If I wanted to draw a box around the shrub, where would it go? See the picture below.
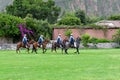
[65,29,72,37]
[0,13,25,42]
[58,16,81,25]
[81,34,90,47]
[89,37,112,43]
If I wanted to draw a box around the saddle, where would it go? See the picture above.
[22,42,28,48]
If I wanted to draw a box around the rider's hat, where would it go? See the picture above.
[41,35,43,37]
[24,34,26,36]
[59,34,61,36]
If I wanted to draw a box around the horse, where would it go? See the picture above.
[61,37,81,54]
[16,39,34,53]
[31,39,50,54]
[51,38,69,54]
[51,41,62,53]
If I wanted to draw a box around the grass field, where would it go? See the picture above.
[0,48,120,80]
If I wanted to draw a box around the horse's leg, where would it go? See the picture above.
[61,47,64,54]
[27,48,29,54]
[65,49,68,54]
[34,48,37,54]
[16,48,18,53]
[31,48,34,53]
[44,48,47,53]
[16,46,20,53]
[76,47,79,54]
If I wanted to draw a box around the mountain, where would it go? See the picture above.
[54,0,120,17]
[0,0,13,12]
[1,0,120,17]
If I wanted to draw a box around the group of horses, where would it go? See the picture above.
[16,38,81,54]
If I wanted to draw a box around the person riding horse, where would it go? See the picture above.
[56,34,62,48]
[22,34,28,48]
[38,35,44,47]
[75,36,81,54]
[69,34,75,48]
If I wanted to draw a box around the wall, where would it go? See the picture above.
[0,37,13,44]
[0,43,119,50]
[52,28,117,40]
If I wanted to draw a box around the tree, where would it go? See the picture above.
[58,12,81,25]
[6,0,61,24]
[24,14,52,39]
[75,9,87,25]
[113,29,120,47]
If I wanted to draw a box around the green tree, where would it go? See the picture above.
[75,9,86,25]
[113,29,120,47]
[0,13,25,42]
[58,12,81,25]
[24,14,52,39]
[6,0,61,24]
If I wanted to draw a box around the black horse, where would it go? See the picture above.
[51,41,64,53]
[62,37,81,54]
[51,37,81,54]
[74,36,81,54]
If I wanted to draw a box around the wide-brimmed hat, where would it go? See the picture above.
[24,34,26,36]
[41,35,43,37]
[59,34,61,36]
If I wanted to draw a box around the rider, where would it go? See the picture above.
[38,35,44,47]
[22,34,28,48]
[56,34,62,47]
[69,34,75,47]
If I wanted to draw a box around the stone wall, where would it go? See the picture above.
[0,44,17,50]
[0,37,13,44]
[0,43,119,50]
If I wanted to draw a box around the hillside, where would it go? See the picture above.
[54,0,120,17]
[1,0,120,17]
[0,0,13,12]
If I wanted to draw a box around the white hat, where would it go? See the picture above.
[41,35,43,37]
[24,34,26,36]
[59,34,61,36]
[71,34,73,35]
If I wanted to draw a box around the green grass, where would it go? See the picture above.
[0,48,120,80]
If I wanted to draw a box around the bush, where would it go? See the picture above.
[65,29,72,37]
[81,34,90,47]
[89,38,112,43]
[108,14,120,20]
[58,16,81,25]
[0,13,25,42]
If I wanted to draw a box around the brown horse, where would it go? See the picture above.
[16,39,34,53]
[51,37,77,54]
[31,39,50,54]
[51,41,61,52]
[51,38,69,53]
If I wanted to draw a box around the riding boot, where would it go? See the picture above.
[26,45,28,48]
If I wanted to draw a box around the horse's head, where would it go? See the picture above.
[29,39,35,44]
[63,38,69,43]
[44,39,50,43]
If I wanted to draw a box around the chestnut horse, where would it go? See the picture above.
[16,39,34,53]
[31,39,50,54]
[51,38,68,54]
